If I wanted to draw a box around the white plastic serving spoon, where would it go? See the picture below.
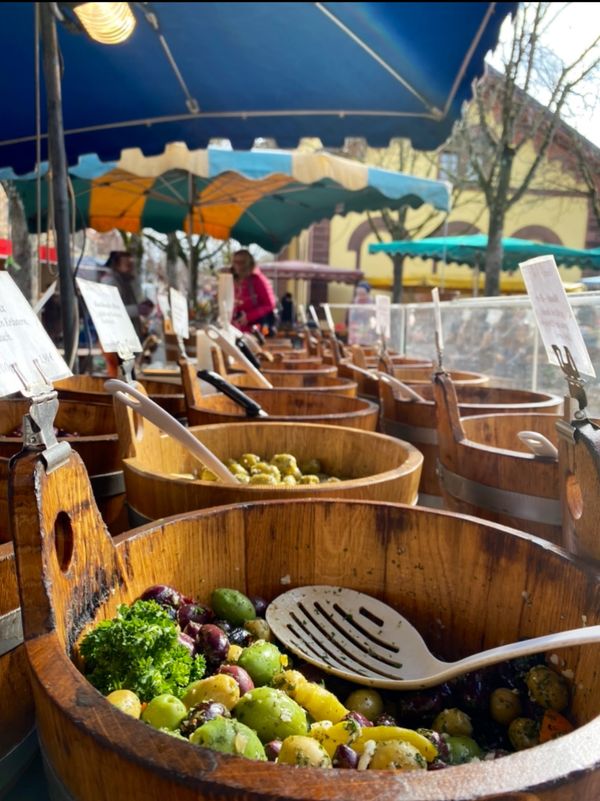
[265,585,600,690]
[517,430,559,459]
[376,371,426,403]
[104,379,238,485]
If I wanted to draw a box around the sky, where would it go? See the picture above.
[486,2,600,147]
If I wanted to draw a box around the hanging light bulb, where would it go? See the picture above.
[73,3,136,45]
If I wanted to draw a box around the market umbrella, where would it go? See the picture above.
[369,234,600,270]
[0,2,517,174]
[5,144,452,251]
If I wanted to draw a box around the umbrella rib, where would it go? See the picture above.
[314,2,443,118]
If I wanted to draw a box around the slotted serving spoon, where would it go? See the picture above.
[265,585,600,690]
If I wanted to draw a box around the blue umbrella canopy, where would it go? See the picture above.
[369,234,600,270]
[0,2,517,174]
[4,144,451,251]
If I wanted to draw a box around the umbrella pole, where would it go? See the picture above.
[40,4,78,370]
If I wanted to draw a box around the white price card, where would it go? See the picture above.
[157,292,171,319]
[520,256,595,377]
[375,295,391,339]
[218,272,235,312]
[0,272,71,397]
[297,304,307,325]
[431,288,444,351]
[169,288,189,340]
[77,278,142,355]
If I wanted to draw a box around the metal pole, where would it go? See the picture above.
[40,4,77,369]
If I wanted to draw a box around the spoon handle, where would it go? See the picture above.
[448,624,600,678]
[104,379,237,485]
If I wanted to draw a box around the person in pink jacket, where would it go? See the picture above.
[231,250,277,335]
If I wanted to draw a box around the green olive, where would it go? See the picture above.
[299,458,322,475]
[249,473,277,486]
[345,688,384,722]
[270,454,298,475]
[277,735,332,768]
[200,468,217,481]
[299,474,320,485]
[251,463,281,481]
[244,618,272,642]
[240,453,261,471]
[432,708,473,737]
[508,717,540,750]
[281,475,297,487]
[525,665,570,711]
[490,687,523,725]
[235,473,250,484]
[445,735,483,764]
[227,461,249,478]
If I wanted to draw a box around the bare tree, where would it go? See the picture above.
[3,182,34,301]
[451,2,600,295]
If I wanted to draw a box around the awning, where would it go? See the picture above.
[0,2,517,173]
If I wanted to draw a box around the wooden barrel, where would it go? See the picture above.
[10,450,600,801]
[0,542,37,795]
[0,397,126,540]
[392,366,489,386]
[365,355,433,369]
[229,371,358,398]
[113,396,421,524]
[380,379,563,507]
[337,361,380,401]
[262,364,338,378]
[55,374,186,418]
[179,361,377,430]
[434,372,562,544]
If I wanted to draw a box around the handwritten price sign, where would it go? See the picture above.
[0,273,71,397]
[520,256,595,377]
[77,278,142,355]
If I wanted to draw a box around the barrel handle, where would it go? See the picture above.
[432,371,467,445]
[517,430,559,460]
[105,379,237,485]
[206,326,273,388]
[377,371,426,402]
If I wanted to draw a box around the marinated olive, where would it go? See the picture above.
[237,640,283,686]
[190,717,266,760]
[106,689,142,719]
[234,687,309,743]
[200,468,217,481]
[179,701,230,737]
[345,688,384,722]
[177,603,213,630]
[249,595,268,617]
[332,744,359,769]
[368,740,427,772]
[211,588,256,626]
[508,717,540,750]
[374,713,397,727]
[142,693,187,730]
[240,453,261,471]
[432,708,473,737]
[299,474,320,485]
[490,687,523,725]
[270,454,298,475]
[444,735,483,764]
[196,623,230,666]
[265,740,282,761]
[244,618,272,642]
[229,627,253,648]
[227,461,249,478]
[249,473,277,486]
[218,664,255,696]
[277,736,332,768]
[182,674,240,711]
[525,665,570,711]
[251,462,281,481]
[299,458,322,475]
[139,584,182,609]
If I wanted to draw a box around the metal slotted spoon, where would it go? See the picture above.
[265,586,600,690]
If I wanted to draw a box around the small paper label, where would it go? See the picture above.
[375,295,391,339]
[0,273,71,397]
[169,288,189,339]
[157,292,170,319]
[520,256,595,377]
[431,288,444,351]
[218,272,234,312]
[77,278,142,354]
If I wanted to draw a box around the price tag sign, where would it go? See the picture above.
[0,272,71,397]
[431,288,444,351]
[520,256,595,377]
[375,295,391,339]
[77,278,142,354]
[169,288,189,340]
[157,292,171,319]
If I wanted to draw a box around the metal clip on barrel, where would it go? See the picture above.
[552,344,589,422]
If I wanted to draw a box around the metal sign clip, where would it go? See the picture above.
[552,344,588,421]
[117,346,137,385]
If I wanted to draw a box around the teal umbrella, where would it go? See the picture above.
[369,234,600,270]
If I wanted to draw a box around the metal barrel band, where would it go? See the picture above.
[89,470,126,499]
[437,461,562,526]
[382,418,438,445]
[0,728,38,794]
[126,504,153,528]
[0,609,24,656]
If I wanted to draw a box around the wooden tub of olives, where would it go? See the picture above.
[10,447,600,801]
[112,391,422,525]
[228,371,359,398]
[55,374,186,418]
[379,375,563,508]
[178,362,378,430]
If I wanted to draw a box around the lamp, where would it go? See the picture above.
[73,2,136,44]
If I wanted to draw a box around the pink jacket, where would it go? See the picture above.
[233,267,276,331]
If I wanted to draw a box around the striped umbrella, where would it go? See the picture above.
[7,143,451,252]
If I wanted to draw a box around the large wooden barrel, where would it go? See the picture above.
[0,397,126,539]
[229,371,358,398]
[0,543,37,796]
[113,396,421,524]
[434,373,562,545]
[392,366,489,386]
[380,378,563,507]
[179,362,377,430]
[262,363,338,377]
[10,450,600,801]
[55,374,186,418]
[337,361,380,401]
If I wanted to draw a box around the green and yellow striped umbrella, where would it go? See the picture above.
[10,143,451,251]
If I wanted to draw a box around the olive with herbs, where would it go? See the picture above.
[508,717,540,750]
[525,665,569,711]
[490,687,523,725]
